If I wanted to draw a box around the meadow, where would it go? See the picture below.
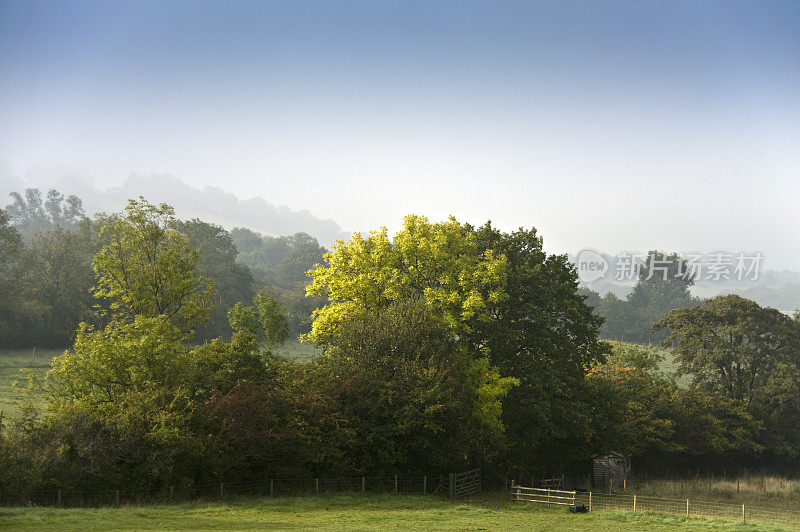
[0,347,60,418]
[1,494,796,532]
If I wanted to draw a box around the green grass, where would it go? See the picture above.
[634,476,800,509]
[651,346,692,387]
[0,348,61,418]
[0,494,795,531]
[275,337,321,361]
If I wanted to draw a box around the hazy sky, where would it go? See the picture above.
[1,1,799,268]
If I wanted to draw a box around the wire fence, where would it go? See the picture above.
[0,475,460,508]
[6,473,800,528]
[569,490,800,527]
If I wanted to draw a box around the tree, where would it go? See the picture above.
[5,188,84,240]
[655,295,800,409]
[320,300,516,473]
[306,215,507,345]
[0,208,25,344]
[581,251,700,343]
[230,228,328,335]
[625,251,699,343]
[471,224,609,467]
[173,219,255,340]
[21,228,95,345]
[228,290,289,351]
[92,198,214,334]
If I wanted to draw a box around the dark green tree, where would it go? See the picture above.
[173,219,255,341]
[471,223,609,468]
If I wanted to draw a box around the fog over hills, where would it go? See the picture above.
[0,167,349,249]
[2,164,797,312]
[571,251,800,313]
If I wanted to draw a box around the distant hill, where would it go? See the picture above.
[0,171,349,249]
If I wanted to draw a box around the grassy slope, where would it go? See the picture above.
[0,494,794,532]
[0,348,61,418]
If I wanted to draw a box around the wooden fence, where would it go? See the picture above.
[510,482,576,507]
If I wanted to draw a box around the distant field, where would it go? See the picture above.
[1,494,793,531]
[275,337,321,360]
[0,347,61,418]
[654,347,692,387]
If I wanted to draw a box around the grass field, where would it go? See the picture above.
[1,494,796,532]
[635,476,800,509]
[0,347,61,418]
[274,337,321,361]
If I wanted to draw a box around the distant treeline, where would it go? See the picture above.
[0,188,327,348]
[2,197,800,500]
[579,252,702,344]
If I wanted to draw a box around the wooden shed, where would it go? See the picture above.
[593,452,630,489]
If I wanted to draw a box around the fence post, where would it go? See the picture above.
[270,479,274,497]
[686,498,689,517]
[361,477,365,494]
[169,486,174,502]
[449,473,455,500]
[220,483,224,499]
[742,503,746,523]
[116,489,120,507]
[588,491,592,511]
[394,474,398,494]
[633,494,636,513]
[423,475,427,496]
[57,489,61,508]
[315,478,319,495]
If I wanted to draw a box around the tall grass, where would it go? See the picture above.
[631,475,800,509]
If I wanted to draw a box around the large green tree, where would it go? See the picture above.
[471,224,609,467]
[92,199,215,334]
[655,295,800,408]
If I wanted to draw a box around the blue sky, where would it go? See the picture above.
[1,0,799,268]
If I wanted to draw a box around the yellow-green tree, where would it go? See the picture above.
[306,214,507,345]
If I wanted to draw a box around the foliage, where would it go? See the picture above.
[581,251,701,343]
[228,290,289,351]
[5,188,85,241]
[320,300,516,473]
[173,219,255,341]
[230,228,328,335]
[0,208,26,345]
[587,342,761,467]
[92,199,215,334]
[470,223,608,467]
[306,215,507,345]
[655,295,800,408]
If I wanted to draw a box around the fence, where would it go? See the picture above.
[510,484,800,527]
[1,473,492,508]
[447,468,480,499]
[510,483,576,507]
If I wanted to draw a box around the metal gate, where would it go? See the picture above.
[448,468,481,499]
